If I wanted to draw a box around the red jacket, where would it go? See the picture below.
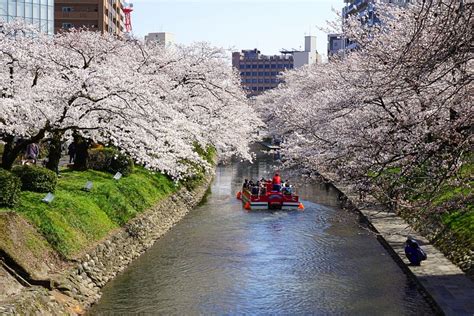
[272,175,281,185]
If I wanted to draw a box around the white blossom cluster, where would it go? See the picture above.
[0,21,263,179]
[257,1,473,205]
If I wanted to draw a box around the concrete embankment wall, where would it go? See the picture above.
[0,171,214,315]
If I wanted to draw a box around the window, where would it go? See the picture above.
[264,72,270,76]
[251,79,257,83]
[271,72,277,76]
[251,72,257,76]
[246,64,252,69]
[62,23,73,29]
[258,64,264,68]
[258,87,264,91]
[251,87,258,91]
[258,72,264,76]
[264,64,270,69]
[246,72,251,76]
[240,72,245,76]
[239,64,245,69]
[62,7,73,12]
[251,64,258,69]
[270,64,276,69]
[264,79,270,83]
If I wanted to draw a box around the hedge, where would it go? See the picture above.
[12,165,58,193]
[87,148,134,176]
[0,169,21,207]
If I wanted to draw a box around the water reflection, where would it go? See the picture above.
[90,148,434,315]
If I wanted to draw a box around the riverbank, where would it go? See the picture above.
[318,172,474,316]
[0,166,215,315]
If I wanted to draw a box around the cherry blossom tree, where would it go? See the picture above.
[258,0,473,209]
[0,22,262,178]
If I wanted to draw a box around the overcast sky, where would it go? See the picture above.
[131,0,343,60]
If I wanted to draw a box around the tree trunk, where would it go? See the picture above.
[1,128,47,170]
[73,135,89,171]
[1,135,18,170]
[46,131,64,174]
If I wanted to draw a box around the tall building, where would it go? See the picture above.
[331,0,410,57]
[0,0,55,34]
[145,32,175,47]
[232,49,294,97]
[54,0,124,35]
[343,0,410,24]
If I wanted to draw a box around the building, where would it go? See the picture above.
[343,0,410,24]
[331,0,410,56]
[327,33,345,58]
[291,36,322,69]
[54,0,124,35]
[0,0,55,34]
[232,49,294,97]
[145,32,175,47]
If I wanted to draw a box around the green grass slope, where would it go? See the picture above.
[1,167,176,259]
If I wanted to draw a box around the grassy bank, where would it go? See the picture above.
[1,145,216,261]
[1,167,176,259]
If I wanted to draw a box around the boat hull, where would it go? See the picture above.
[240,187,302,211]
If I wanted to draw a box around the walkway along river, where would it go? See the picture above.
[90,151,436,315]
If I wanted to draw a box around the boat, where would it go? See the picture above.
[236,180,304,211]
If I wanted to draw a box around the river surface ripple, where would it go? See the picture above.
[90,155,435,315]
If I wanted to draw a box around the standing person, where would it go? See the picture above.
[25,143,39,164]
[272,173,282,191]
[68,142,76,164]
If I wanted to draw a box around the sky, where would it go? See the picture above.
[131,0,343,60]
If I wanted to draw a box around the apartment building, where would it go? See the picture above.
[54,0,124,35]
[232,49,294,97]
[0,0,54,34]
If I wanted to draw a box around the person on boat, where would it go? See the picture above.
[243,179,249,189]
[404,237,427,266]
[272,173,282,191]
[282,181,292,194]
[251,185,259,195]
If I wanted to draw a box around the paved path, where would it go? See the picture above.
[321,173,474,316]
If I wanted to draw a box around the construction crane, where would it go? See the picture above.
[122,1,134,33]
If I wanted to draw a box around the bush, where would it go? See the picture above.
[87,148,134,176]
[0,169,21,207]
[12,165,57,193]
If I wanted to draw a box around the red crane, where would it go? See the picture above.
[122,2,133,33]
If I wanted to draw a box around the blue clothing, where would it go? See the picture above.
[404,239,427,265]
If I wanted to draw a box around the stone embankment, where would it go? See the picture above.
[319,172,474,316]
[0,171,214,315]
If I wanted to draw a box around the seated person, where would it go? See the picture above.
[251,186,259,195]
[404,237,427,266]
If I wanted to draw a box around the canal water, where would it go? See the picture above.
[90,151,435,315]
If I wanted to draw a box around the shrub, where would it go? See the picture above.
[12,165,57,193]
[0,169,21,207]
[87,148,134,176]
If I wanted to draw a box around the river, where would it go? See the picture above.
[90,150,435,315]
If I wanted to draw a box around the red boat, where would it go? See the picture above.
[237,180,304,211]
